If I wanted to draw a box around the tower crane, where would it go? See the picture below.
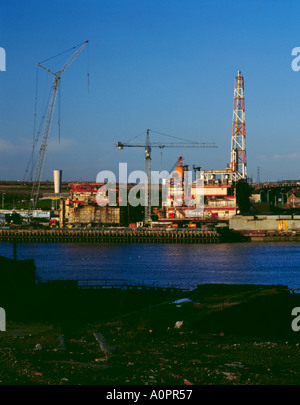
[28,40,88,217]
[115,129,218,223]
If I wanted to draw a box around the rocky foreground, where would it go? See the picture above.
[1,284,300,385]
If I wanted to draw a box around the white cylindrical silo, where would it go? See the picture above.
[53,170,62,194]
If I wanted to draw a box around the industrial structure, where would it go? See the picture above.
[161,70,247,223]
[115,129,217,223]
[230,70,247,181]
[4,60,300,237]
[27,41,88,217]
[7,70,248,228]
[161,158,237,223]
[61,182,143,227]
[53,70,248,228]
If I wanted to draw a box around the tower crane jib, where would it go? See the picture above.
[115,129,218,223]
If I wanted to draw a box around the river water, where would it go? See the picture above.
[0,242,300,289]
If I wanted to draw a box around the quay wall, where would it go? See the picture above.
[229,215,300,232]
[0,228,221,244]
[229,214,300,242]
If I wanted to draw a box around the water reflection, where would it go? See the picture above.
[0,242,300,288]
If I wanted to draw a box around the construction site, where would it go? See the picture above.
[0,55,251,233]
[61,70,246,229]
[3,7,300,390]
[0,41,299,239]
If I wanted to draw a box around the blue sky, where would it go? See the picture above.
[1,0,300,182]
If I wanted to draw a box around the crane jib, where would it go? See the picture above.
[115,130,218,222]
[28,40,88,217]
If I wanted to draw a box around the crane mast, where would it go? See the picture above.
[115,129,218,223]
[145,129,152,223]
[29,75,59,212]
[28,40,88,216]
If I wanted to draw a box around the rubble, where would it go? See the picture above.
[0,284,300,385]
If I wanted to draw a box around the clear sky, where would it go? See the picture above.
[1,0,300,182]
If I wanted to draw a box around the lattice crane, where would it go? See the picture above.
[115,129,218,223]
[28,40,88,216]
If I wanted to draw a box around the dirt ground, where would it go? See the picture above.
[1,284,300,386]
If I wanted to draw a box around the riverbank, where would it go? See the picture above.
[0,227,249,244]
[1,284,300,385]
[6,227,300,244]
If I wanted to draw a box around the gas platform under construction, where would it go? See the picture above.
[160,70,247,225]
[0,68,248,235]
[59,70,247,229]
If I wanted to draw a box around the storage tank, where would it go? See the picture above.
[53,170,62,194]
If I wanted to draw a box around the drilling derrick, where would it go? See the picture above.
[230,70,247,181]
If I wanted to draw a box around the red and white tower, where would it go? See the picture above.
[230,70,247,181]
